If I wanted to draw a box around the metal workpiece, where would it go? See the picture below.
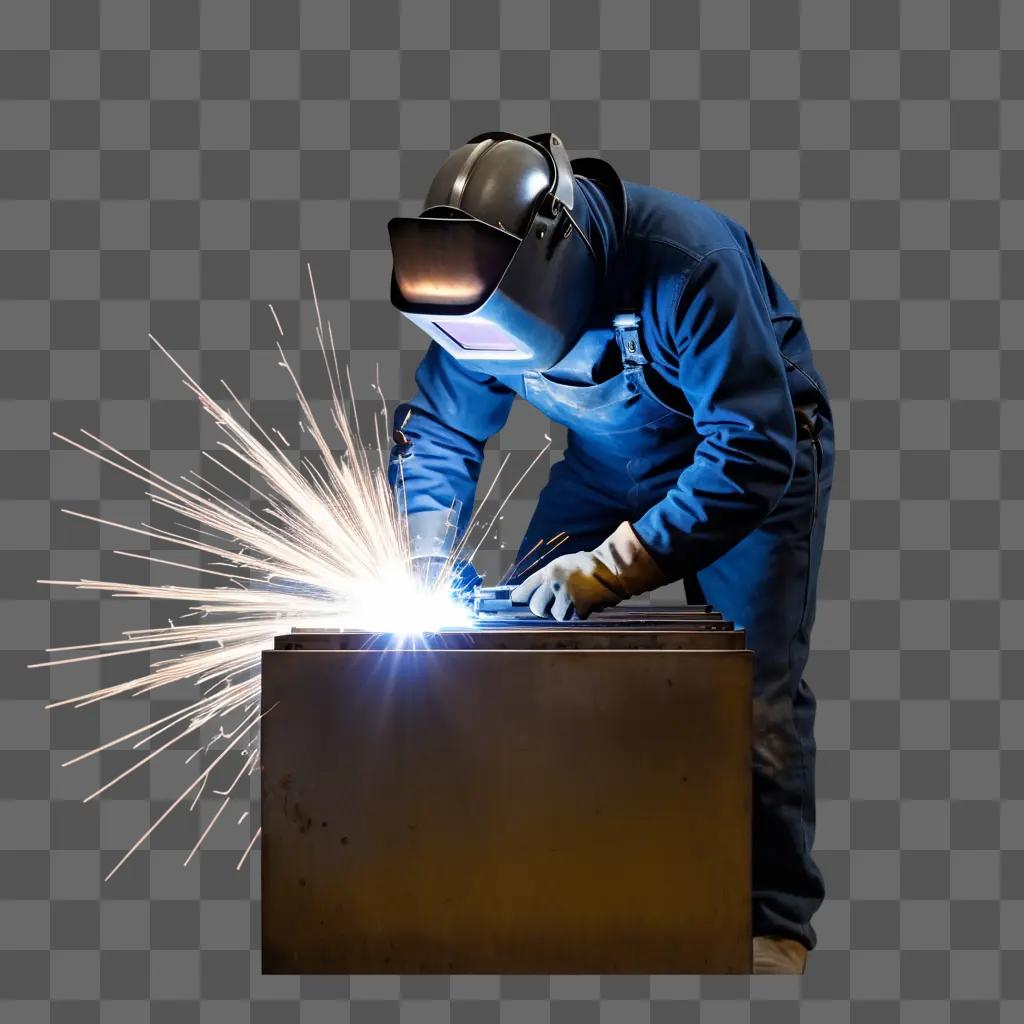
[276,628,743,651]
[471,585,720,619]
[277,605,743,652]
[261,610,753,974]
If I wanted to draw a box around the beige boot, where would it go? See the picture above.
[752,936,808,975]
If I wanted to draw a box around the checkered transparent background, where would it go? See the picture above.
[2,0,1024,1019]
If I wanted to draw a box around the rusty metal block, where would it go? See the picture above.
[261,614,752,974]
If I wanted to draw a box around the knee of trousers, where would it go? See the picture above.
[752,684,817,783]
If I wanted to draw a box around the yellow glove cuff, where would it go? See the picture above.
[593,521,669,598]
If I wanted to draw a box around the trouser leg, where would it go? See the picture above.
[696,423,834,948]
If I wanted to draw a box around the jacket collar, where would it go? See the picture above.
[570,158,627,284]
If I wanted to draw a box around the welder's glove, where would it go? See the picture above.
[510,522,668,621]
[406,506,480,598]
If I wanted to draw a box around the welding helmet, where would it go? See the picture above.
[388,131,599,373]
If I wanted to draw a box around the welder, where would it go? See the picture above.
[386,132,833,974]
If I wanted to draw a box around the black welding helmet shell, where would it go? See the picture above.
[388,132,599,373]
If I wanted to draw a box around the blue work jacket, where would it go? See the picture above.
[388,169,830,577]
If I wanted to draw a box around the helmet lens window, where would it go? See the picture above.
[433,320,521,353]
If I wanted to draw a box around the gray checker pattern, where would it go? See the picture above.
[2,0,1024,1020]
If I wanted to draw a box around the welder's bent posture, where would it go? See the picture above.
[386,133,833,975]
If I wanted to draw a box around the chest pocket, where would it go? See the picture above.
[522,313,690,437]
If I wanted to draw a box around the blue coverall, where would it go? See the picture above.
[388,172,834,948]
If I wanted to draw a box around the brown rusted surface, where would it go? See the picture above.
[261,641,752,974]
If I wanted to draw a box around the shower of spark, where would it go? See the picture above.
[35,269,552,879]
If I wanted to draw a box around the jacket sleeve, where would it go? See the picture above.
[388,341,516,558]
[631,247,798,575]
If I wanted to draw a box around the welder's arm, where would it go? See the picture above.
[631,248,798,576]
[388,342,516,559]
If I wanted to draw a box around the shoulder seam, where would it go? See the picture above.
[671,244,750,316]
[670,245,776,335]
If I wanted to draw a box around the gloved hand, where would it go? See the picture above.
[405,507,481,598]
[412,555,482,598]
[510,522,667,621]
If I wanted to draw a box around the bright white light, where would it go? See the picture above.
[345,561,473,635]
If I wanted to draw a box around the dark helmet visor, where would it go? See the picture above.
[389,214,520,314]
